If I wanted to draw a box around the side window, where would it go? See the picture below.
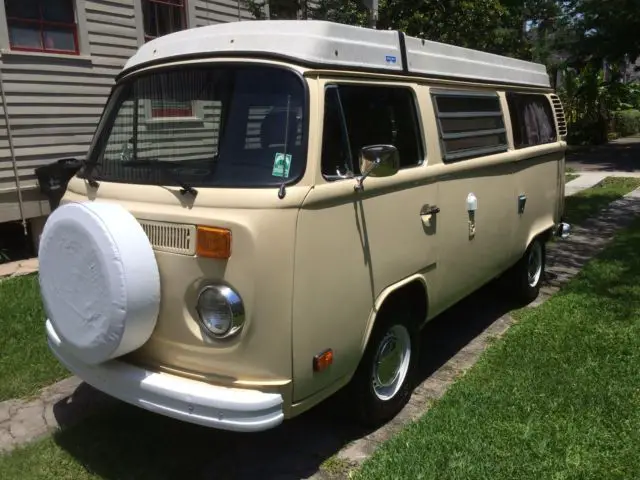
[432,91,508,163]
[321,84,423,179]
[5,0,79,54]
[321,87,352,178]
[506,93,557,148]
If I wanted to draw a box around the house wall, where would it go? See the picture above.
[0,0,254,225]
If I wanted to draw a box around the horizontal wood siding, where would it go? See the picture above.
[0,0,245,223]
[195,0,253,25]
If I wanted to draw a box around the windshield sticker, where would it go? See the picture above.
[272,153,292,178]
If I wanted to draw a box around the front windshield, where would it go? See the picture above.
[83,64,307,188]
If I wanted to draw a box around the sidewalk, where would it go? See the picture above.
[0,258,38,280]
[565,171,640,196]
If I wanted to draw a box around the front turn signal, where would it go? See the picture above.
[196,226,231,259]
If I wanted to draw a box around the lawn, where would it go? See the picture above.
[0,275,68,401]
[563,176,640,225]
[356,217,640,479]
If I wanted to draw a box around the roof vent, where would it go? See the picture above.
[550,94,567,138]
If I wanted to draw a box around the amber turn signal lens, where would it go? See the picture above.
[196,226,231,259]
[313,349,334,372]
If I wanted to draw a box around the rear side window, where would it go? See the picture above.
[432,90,508,163]
[321,84,423,179]
[506,93,557,148]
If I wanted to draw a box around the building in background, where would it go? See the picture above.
[0,0,258,242]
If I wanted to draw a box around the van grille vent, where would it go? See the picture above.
[550,94,568,138]
[138,220,196,256]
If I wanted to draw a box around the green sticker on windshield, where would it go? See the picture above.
[272,153,292,178]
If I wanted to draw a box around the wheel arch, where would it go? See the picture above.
[359,275,429,357]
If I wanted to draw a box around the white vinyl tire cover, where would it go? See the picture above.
[38,201,161,365]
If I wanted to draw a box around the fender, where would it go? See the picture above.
[525,216,555,251]
[359,273,430,356]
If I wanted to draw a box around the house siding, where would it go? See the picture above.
[0,0,252,224]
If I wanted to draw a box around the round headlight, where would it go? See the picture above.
[196,285,245,338]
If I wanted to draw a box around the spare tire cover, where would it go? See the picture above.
[39,201,161,365]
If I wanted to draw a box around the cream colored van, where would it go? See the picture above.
[38,20,570,432]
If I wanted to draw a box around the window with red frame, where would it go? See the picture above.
[5,0,79,54]
[142,0,192,118]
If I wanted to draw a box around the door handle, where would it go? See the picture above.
[420,205,440,216]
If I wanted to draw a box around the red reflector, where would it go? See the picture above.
[313,349,334,372]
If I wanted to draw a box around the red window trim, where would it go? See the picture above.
[6,1,79,55]
[151,106,194,118]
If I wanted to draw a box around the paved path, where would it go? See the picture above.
[566,135,640,173]
[1,189,639,479]
[0,258,38,280]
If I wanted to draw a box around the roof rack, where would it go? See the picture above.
[121,20,551,88]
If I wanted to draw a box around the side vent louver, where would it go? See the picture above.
[138,220,196,256]
[550,94,568,138]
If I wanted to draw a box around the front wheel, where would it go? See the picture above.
[348,312,419,428]
[506,237,546,304]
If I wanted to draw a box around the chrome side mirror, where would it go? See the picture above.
[354,144,400,191]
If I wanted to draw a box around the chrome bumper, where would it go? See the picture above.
[46,320,284,432]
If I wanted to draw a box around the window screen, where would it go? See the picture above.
[432,91,508,162]
[321,84,423,178]
[507,93,557,148]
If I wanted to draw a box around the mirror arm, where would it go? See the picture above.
[354,156,380,192]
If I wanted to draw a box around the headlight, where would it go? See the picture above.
[196,285,245,339]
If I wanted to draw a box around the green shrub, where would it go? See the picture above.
[567,116,609,145]
[613,109,640,136]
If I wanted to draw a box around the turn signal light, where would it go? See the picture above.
[313,349,334,372]
[196,226,231,259]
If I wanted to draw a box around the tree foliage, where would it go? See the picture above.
[242,0,640,145]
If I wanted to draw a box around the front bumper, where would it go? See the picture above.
[46,320,284,432]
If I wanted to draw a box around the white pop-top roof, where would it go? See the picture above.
[122,20,551,88]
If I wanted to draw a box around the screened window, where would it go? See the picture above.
[84,65,307,188]
[432,91,508,162]
[321,84,423,179]
[507,93,557,149]
[141,0,190,118]
[5,0,78,54]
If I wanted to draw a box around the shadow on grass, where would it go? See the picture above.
[49,280,517,480]
[563,177,640,225]
[552,218,640,321]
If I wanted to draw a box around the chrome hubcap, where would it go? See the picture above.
[527,241,543,287]
[372,324,411,401]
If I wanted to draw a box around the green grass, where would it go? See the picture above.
[0,275,68,401]
[564,176,640,225]
[356,217,640,480]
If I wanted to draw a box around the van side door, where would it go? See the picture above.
[427,89,517,309]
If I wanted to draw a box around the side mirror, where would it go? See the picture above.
[355,144,400,191]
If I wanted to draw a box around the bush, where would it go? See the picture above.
[567,116,609,145]
[612,109,640,136]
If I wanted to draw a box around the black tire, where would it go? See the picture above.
[347,309,420,429]
[506,237,546,305]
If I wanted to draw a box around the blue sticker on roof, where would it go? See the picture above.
[385,55,397,64]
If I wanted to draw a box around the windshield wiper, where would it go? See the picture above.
[121,159,198,197]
